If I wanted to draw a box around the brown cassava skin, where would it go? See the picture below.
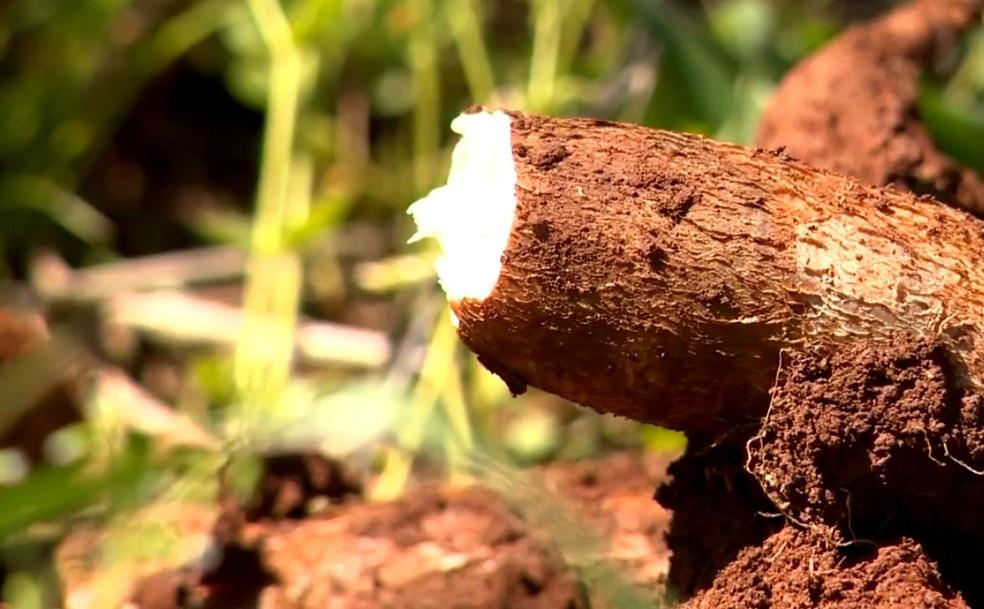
[757,0,984,215]
[451,111,984,436]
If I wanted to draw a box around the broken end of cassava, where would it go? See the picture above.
[406,108,747,433]
[407,109,516,304]
[407,108,531,396]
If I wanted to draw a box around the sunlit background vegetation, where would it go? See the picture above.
[0,0,982,606]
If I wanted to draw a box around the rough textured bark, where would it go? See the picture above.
[757,0,984,215]
[451,111,984,437]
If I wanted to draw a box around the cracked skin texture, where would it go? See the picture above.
[449,111,984,437]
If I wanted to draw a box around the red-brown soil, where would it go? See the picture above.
[114,451,673,609]
[746,338,984,607]
[660,337,984,609]
[748,338,984,545]
[682,527,969,609]
[655,438,781,600]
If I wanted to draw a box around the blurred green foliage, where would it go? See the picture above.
[0,0,982,606]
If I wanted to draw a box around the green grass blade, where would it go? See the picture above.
[620,0,733,129]
[920,83,984,175]
[0,449,150,541]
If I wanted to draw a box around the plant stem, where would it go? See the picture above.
[410,0,441,192]
[528,0,562,111]
[558,0,597,76]
[371,309,459,500]
[234,0,309,431]
[448,0,496,103]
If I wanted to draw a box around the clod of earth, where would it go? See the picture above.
[409,109,984,437]
[748,338,984,546]
[758,0,984,215]
[745,337,984,606]
[681,527,969,609]
[655,438,780,600]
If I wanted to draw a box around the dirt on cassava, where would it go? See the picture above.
[746,337,984,607]
[655,437,782,600]
[748,338,984,545]
[652,338,983,609]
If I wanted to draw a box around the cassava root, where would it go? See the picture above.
[410,109,984,437]
[758,0,984,215]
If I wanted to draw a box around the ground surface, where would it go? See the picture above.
[60,451,675,609]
